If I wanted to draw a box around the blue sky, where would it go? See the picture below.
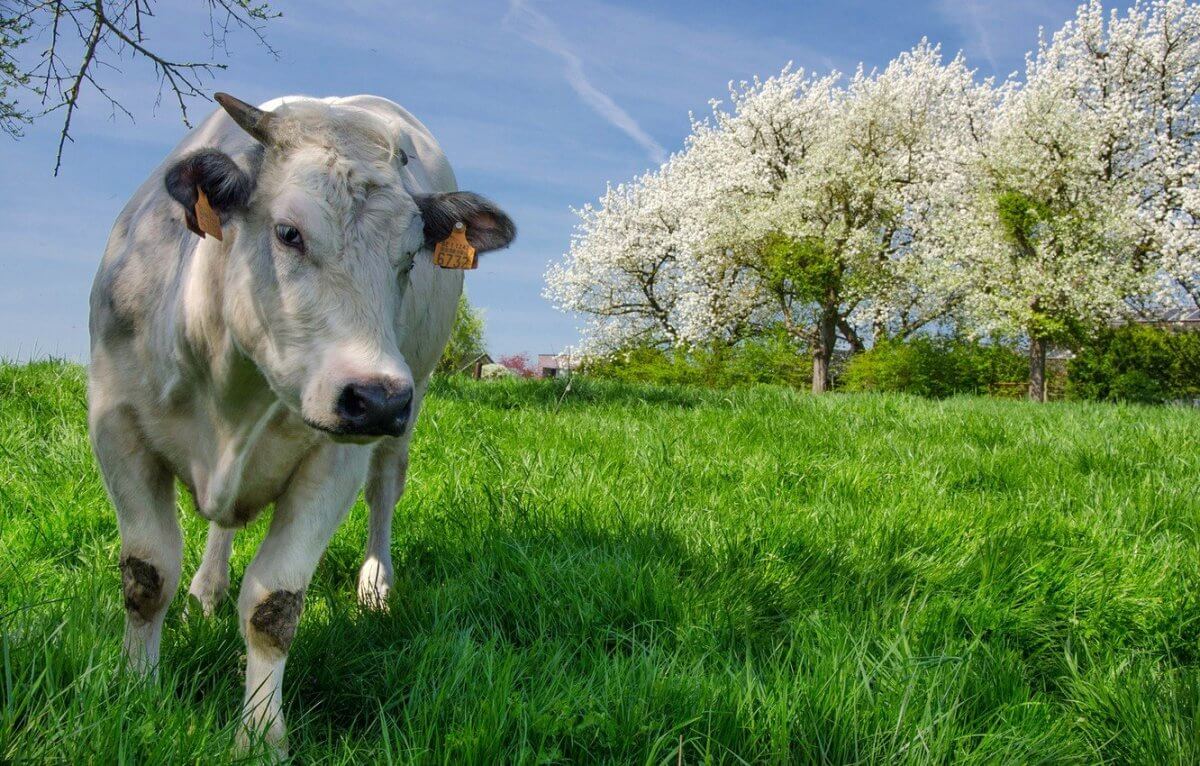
[0,0,1080,361]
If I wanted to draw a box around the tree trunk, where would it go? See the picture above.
[838,318,865,353]
[1028,335,1048,402]
[811,302,838,394]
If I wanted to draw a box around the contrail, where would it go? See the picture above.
[958,0,998,71]
[506,0,668,164]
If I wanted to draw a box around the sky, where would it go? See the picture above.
[0,0,1082,362]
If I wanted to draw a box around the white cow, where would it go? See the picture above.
[87,93,514,751]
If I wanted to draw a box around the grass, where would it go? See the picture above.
[1,359,1198,763]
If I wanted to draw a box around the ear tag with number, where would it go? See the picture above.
[195,187,224,241]
[433,222,477,269]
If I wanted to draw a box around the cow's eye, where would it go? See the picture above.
[275,224,304,250]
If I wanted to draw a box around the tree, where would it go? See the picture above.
[0,1,278,173]
[551,46,992,393]
[436,293,487,374]
[549,2,1200,399]
[545,68,834,357]
[545,166,691,352]
[544,136,772,354]
[1115,0,1200,310]
[670,65,838,359]
[0,3,31,137]
[498,353,536,378]
[949,0,1200,401]
[691,45,994,392]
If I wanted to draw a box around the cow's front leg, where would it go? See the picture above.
[357,439,410,610]
[91,406,183,676]
[236,443,368,754]
[187,522,235,617]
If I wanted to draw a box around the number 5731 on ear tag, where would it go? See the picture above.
[433,222,477,270]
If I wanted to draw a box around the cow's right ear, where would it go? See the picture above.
[164,149,254,238]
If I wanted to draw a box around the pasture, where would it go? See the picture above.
[1,360,1197,763]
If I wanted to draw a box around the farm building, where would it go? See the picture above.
[1131,307,1200,331]
[457,353,494,379]
[537,353,577,379]
[1053,309,1200,360]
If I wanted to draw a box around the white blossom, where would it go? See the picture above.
[952,0,1200,342]
[547,2,1200,369]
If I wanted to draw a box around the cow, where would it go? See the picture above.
[87,93,515,752]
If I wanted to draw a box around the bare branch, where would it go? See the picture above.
[2,0,278,172]
[51,3,99,175]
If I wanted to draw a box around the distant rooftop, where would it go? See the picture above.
[1143,307,1200,324]
[537,353,578,378]
[1126,307,1200,329]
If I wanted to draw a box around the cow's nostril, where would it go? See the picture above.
[336,384,370,421]
[395,386,414,416]
[335,381,414,437]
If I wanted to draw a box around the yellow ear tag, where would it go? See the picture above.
[195,187,224,241]
[433,222,477,270]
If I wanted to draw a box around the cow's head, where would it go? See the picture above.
[165,93,515,440]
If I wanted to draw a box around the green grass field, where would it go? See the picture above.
[1,360,1198,763]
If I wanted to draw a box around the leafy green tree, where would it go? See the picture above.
[436,293,487,374]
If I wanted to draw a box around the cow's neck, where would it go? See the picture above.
[176,234,285,523]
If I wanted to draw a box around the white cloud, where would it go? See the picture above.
[504,0,667,164]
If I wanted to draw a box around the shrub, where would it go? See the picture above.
[498,353,537,378]
[436,294,486,374]
[585,335,811,389]
[1068,324,1200,404]
[583,346,688,386]
[841,337,1027,398]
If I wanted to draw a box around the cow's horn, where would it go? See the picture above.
[214,92,274,144]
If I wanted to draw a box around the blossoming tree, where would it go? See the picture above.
[550,46,993,392]
[544,163,690,353]
[690,45,996,391]
[548,1,1200,399]
[949,0,1200,400]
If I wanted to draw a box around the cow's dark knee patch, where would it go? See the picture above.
[120,556,163,621]
[249,590,303,653]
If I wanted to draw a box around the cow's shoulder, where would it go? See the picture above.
[91,103,267,339]
[89,191,185,352]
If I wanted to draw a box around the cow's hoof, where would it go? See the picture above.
[357,559,393,612]
[358,582,391,612]
[184,592,215,621]
[235,720,287,760]
[186,572,228,619]
[185,590,223,620]
[121,651,159,681]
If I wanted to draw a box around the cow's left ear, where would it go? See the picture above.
[165,149,255,238]
[414,192,516,254]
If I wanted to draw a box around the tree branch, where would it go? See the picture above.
[4,0,278,172]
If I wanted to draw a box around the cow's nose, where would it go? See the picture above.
[335,380,413,437]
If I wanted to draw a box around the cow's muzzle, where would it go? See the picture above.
[333,379,413,437]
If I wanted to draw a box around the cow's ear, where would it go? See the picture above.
[164,149,254,238]
[414,192,516,254]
